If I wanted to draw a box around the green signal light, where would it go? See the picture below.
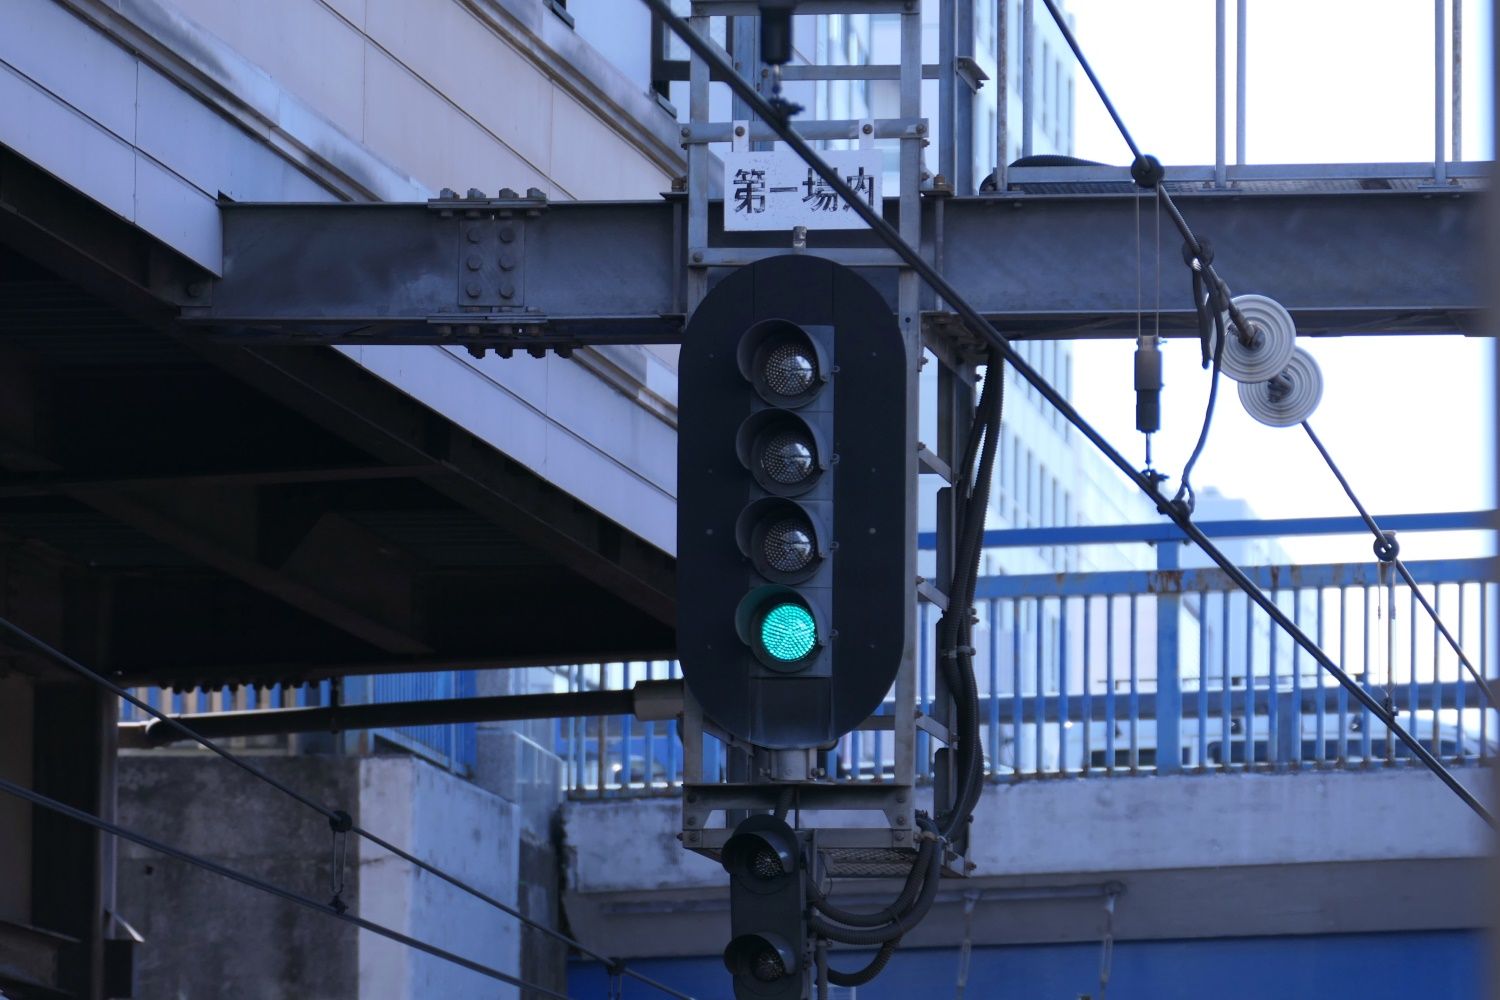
[758,602,817,662]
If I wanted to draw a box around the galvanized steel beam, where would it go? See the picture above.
[165,187,1484,348]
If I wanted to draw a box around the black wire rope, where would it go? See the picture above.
[1033,0,1254,339]
[0,776,571,999]
[1032,0,1143,161]
[640,0,1496,829]
[1301,422,1497,708]
[0,614,696,1000]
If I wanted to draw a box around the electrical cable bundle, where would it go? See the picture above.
[804,352,1005,994]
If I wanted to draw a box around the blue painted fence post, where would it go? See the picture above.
[1156,541,1183,773]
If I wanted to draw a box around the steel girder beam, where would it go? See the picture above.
[160,188,1484,347]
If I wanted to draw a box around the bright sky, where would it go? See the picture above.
[1059,0,1495,562]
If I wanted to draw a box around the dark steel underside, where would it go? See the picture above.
[0,148,674,689]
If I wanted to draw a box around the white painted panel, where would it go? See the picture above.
[543,419,674,554]
[135,63,331,204]
[364,0,554,177]
[546,354,675,495]
[164,0,368,140]
[454,347,551,417]
[340,345,551,474]
[132,152,222,271]
[0,59,135,220]
[723,149,881,231]
[322,0,366,29]
[361,45,550,198]
[0,0,139,142]
[549,90,670,199]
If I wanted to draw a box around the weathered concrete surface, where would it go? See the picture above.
[357,757,521,1000]
[117,754,522,998]
[117,755,361,999]
[474,670,567,999]
[562,768,1495,958]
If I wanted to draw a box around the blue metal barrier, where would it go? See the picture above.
[119,512,1493,793]
[554,511,1495,794]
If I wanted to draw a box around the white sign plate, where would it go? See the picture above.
[723,149,882,232]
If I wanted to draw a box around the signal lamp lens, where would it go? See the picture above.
[752,950,787,983]
[759,431,815,486]
[763,342,817,399]
[758,602,817,663]
[749,846,785,880]
[762,517,815,574]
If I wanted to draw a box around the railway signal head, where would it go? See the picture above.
[676,255,914,749]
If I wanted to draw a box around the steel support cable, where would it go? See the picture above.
[0,776,570,999]
[1033,0,1253,338]
[1301,421,1498,708]
[0,615,696,1000]
[640,0,1496,828]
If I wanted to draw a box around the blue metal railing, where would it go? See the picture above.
[556,510,1495,794]
[118,511,1493,792]
[342,671,478,774]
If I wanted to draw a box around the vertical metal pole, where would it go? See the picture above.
[894,1,923,800]
[956,0,976,194]
[1021,0,1034,158]
[1435,0,1448,183]
[1337,592,1349,764]
[1034,599,1044,769]
[687,10,711,309]
[1013,600,1025,773]
[1057,609,1069,772]
[1215,0,1227,187]
[1220,594,1231,770]
[1291,592,1304,767]
[1268,591,1279,766]
[1081,598,1093,773]
[1104,597,1116,774]
[1197,592,1208,769]
[1155,542,1182,774]
[1452,0,1462,162]
[996,0,1009,187]
[1236,0,1247,164]
[939,0,957,185]
[989,599,1003,769]
[730,15,768,151]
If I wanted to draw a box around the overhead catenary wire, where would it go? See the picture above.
[639,0,1495,829]
[0,775,571,999]
[1301,421,1497,708]
[0,615,696,1000]
[1034,0,1254,339]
